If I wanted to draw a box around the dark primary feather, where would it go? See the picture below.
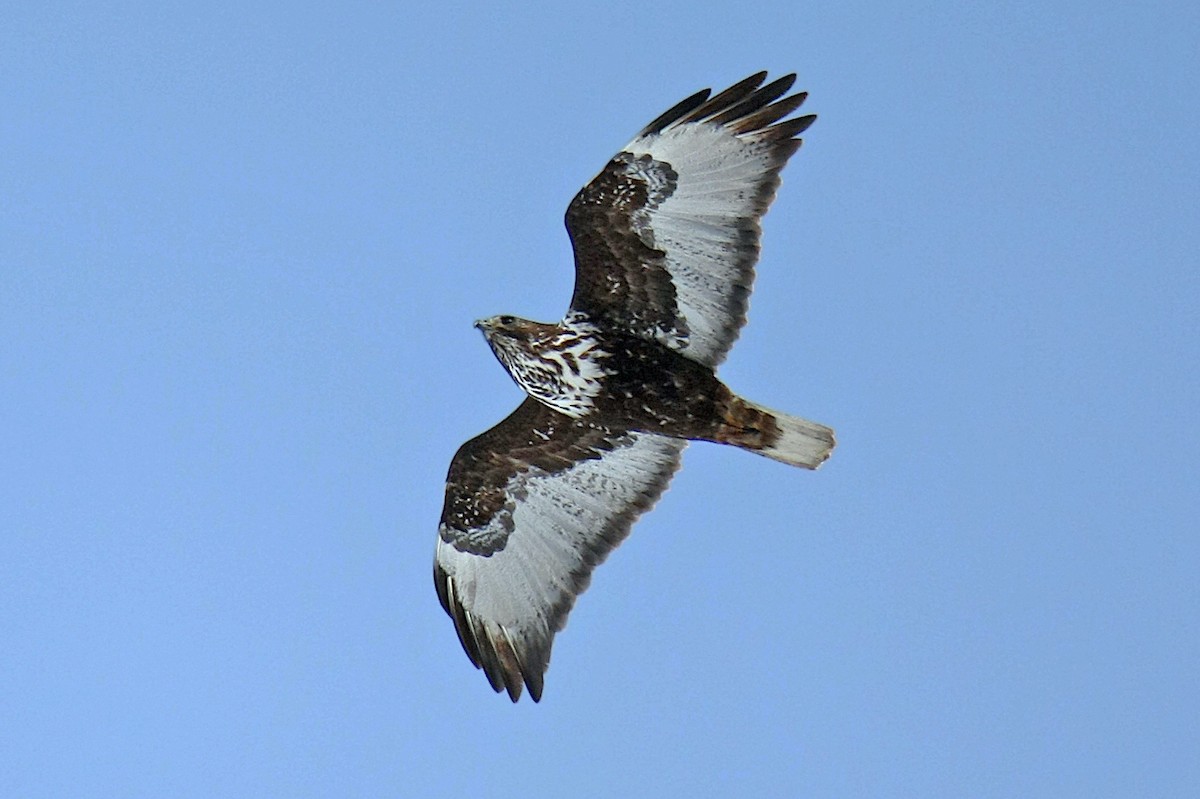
[679,71,771,124]
[708,74,795,126]
[636,88,712,138]
[731,91,808,133]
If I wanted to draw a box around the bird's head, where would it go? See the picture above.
[474,314,539,352]
[473,314,531,340]
[474,315,558,376]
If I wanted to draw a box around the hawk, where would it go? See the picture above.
[435,72,835,701]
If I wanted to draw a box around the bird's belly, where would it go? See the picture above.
[593,368,728,439]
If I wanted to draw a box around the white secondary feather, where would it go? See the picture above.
[435,433,685,677]
[624,123,786,366]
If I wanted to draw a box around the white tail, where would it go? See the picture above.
[722,397,836,469]
[760,408,836,468]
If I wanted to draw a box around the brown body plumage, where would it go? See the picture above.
[476,314,815,459]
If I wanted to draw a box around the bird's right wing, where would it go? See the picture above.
[436,398,685,701]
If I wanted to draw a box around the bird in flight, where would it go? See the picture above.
[435,72,835,701]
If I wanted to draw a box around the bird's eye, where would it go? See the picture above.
[499,315,516,326]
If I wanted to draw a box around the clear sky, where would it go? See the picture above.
[2,2,1196,797]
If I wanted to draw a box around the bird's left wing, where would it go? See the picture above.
[565,72,815,369]
[436,398,685,701]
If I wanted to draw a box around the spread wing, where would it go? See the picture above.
[435,398,685,701]
[565,72,815,368]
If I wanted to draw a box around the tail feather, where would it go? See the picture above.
[716,396,835,469]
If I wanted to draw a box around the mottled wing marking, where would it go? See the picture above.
[566,72,815,368]
[440,399,602,556]
[436,398,685,701]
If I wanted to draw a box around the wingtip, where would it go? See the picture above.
[525,666,545,702]
[438,562,550,702]
[646,72,812,143]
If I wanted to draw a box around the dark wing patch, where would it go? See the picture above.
[436,398,685,701]
[564,152,684,346]
[565,72,816,368]
[439,399,608,556]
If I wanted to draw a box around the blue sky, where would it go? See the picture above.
[2,2,1196,796]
